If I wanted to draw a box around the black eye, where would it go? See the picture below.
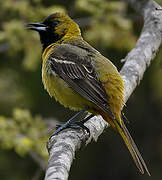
[53,20,60,26]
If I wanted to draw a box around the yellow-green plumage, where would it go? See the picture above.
[28,12,150,175]
[42,40,124,115]
[42,64,94,111]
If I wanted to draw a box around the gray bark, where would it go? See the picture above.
[44,0,162,179]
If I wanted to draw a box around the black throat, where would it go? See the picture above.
[39,30,61,51]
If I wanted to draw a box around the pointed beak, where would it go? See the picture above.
[26,22,48,32]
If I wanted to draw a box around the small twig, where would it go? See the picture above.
[29,151,47,170]
[31,168,44,180]
[155,7,162,10]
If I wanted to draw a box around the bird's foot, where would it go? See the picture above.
[49,114,94,140]
[50,120,90,140]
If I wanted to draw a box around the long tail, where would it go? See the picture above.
[102,113,150,176]
[116,120,150,175]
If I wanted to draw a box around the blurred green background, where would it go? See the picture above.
[0,0,162,179]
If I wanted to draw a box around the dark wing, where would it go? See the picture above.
[48,44,115,119]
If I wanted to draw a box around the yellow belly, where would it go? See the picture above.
[42,71,94,111]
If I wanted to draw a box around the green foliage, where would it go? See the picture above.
[0,108,48,158]
[76,1,136,50]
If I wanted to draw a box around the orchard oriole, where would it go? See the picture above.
[27,13,150,175]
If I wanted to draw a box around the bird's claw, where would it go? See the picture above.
[49,121,90,140]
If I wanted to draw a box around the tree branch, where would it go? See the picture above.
[122,0,162,101]
[44,1,162,179]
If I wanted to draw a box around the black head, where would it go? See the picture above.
[27,13,80,51]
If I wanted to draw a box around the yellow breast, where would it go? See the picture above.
[42,58,93,111]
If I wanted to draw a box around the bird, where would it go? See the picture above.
[27,12,150,175]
